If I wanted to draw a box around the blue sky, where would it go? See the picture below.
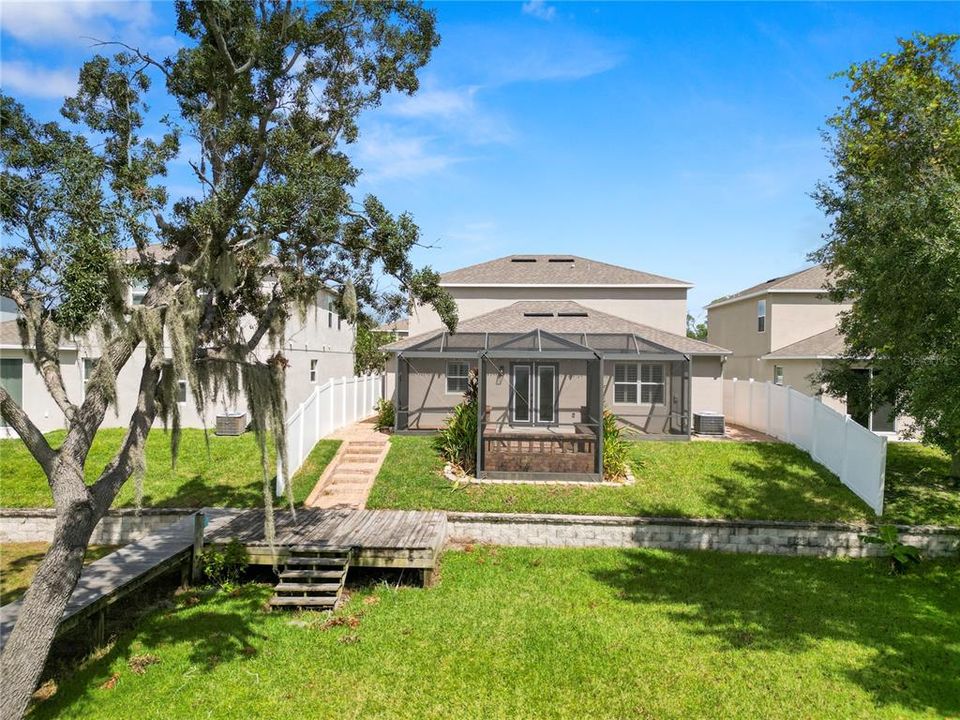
[1,1,957,316]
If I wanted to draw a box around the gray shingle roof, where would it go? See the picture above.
[375,318,409,334]
[0,319,77,349]
[763,326,846,359]
[384,301,729,355]
[439,255,691,286]
[707,264,832,308]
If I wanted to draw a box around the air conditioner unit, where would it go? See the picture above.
[693,411,725,436]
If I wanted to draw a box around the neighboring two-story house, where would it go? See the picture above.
[0,267,355,436]
[706,264,901,436]
[383,255,731,480]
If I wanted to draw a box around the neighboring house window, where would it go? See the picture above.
[82,358,99,395]
[0,359,23,427]
[446,362,469,394]
[131,280,148,306]
[177,380,188,404]
[773,365,784,386]
[757,299,766,333]
[309,359,318,383]
[614,363,665,405]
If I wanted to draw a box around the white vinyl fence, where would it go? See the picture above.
[723,378,886,515]
[275,374,384,495]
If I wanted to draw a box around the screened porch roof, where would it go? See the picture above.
[385,300,731,360]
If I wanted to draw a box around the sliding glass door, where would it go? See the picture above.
[510,362,557,426]
[537,364,557,424]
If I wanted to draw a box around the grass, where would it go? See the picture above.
[1,543,118,605]
[0,429,339,509]
[367,435,876,523]
[883,443,960,526]
[29,547,960,719]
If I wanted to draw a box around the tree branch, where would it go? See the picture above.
[0,387,56,478]
[89,354,161,510]
[83,38,172,80]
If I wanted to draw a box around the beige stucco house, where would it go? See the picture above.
[384,255,730,480]
[0,282,355,437]
[706,264,902,436]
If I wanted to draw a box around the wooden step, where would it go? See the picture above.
[274,582,342,593]
[286,545,353,554]
[269,596,337,608]
[278,569,344,580]
[284,556,349,567]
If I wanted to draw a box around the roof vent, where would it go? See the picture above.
[548,258,575,263]
[523,312,555,317]
[557,311,588,317]
[511,257,537,263]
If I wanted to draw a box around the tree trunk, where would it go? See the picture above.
[0,490,99,720]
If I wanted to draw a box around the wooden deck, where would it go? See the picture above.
[206,508,448,577]
[0,511,230,652]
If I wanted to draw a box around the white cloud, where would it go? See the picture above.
[354,125,461,181]
[0,60,77,99]
[0,1,176,52]
[387,86,480,120]
[522,1,556,21]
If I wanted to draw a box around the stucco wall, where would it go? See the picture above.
[691,356,724,414]
[707,296,771,382]
[409,285,689,337]
[769,294,851,350]
[482,359,590,431]
[402,357,465,430]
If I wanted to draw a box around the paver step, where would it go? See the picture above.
[278,569,344,580]
[269,596,337,608]
[284,556,349,566]
[275,582,342,593]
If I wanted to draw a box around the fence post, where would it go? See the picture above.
[341,375,347,427]
[840,415,851,486]
[784,386,793,444]
[766,382,773,436]
[748,378,755,429]
[275,454,284,496]
[328,378,335,433]
[353,376,359,421]
[811,398,820,460]
[314,387,321,444]
[298,406,305,467]
[363,373,368,417]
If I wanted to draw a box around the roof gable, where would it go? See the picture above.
[439,255,691,287]
[706,265,832,309]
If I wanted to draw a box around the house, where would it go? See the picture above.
[384,255,730,480]
[706,264,902,436]
[375,317,410,338]
[0,264,355,437]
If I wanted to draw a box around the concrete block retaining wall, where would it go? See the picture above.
[446,512,960,559]
[0,509,196,545]
[3,509,957,560]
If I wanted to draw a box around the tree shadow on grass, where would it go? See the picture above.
[31,585,271,719]
[122,475,270,509]
[591,549,960,715]
[701,444,874,522]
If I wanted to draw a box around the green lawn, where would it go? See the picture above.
[883,443,960,526]
[30,547,960,719]
[0,543,118,605]
[0,429,339,509]
[367,436,876,523]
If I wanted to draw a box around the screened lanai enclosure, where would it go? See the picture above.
[393,329,694,481]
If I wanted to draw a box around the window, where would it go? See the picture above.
[131,280,148,306]
[512,364,531,423]
[82,358,99,391]
[0,359,23,428]
[640,364,665,404]
[309,359,318,383]
[614,363,638,404]
[446,362,469,394]
[614,363,665,405]
[773,365,784,386]
[177,380,188,404]
[757,299,766,333]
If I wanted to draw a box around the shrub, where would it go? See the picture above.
[200,540,249,588]
[374,398,395,431]
[862,525,922,574]
[602,410,630,481]
[435,369,478,475]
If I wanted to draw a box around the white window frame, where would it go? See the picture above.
[757,299,766,333]
[130,280,148,306]
[773,365,784,386]
[309,358,318,383]
[446,361,470,395]
[614,363,666,405]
